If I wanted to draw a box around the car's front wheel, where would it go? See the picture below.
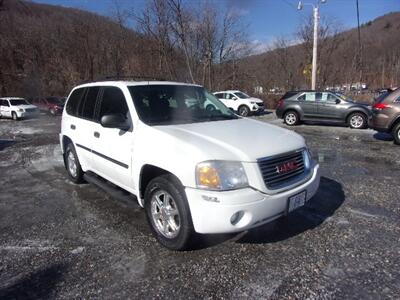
[12,112,18,121]
[64,143,84,183]
[238,105,250,117]
[348,112,367,129]
[392,123,400,145]
[144,174,194,250]
[284,111,299,126]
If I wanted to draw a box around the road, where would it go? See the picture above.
[0,113,399,299]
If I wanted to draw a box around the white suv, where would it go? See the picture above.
[0,97,39,120]
[213,90,265,116]
[60,81,320,250]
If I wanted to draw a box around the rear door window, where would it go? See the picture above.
[66,88,86,116]
[80,86,100,121]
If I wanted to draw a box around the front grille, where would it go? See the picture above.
[26,108,36,112]
[258,150,306,189]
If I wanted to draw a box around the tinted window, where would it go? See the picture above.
[214,93,223,98]
[281,91,298,99]
[80,87,99,120]
[99,87,129,120]
[66,88,86,116]
[10,99,29,105]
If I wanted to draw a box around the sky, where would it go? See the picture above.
[33,0,400,52]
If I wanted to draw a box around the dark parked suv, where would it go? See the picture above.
[276,91,371,129]
[370,88,400,144]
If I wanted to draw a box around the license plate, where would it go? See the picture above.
[287,190,307,213]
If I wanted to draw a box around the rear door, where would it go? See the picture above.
[317,92,342,121]
[1,100,12,117]
[90,86,134,191]
[297,92,318,118]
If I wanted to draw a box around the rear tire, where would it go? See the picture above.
[64,143,84,183]
[392,123,400,145]
[144,174,194,250]
[348,112,367,129]
[284,111,299,126]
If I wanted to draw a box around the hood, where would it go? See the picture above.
[248,97,263,104]
[153,118,305,162]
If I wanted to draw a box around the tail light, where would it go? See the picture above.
[276,99,284,108]
[373,103,392,110]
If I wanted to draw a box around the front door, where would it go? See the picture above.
[90,86,134,191]
[317,92,342,121]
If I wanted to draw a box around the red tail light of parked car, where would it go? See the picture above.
[373,103,392,110]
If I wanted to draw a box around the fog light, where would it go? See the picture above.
[230,211,244,225]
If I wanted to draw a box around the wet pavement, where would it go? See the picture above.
[0,113,399,299]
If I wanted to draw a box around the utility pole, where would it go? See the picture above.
[298,0,327,90]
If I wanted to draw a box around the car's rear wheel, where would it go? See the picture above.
[238,105,250,117]
[392,123,400,145]
[64,143,84,183]
[348,112,367,129]
[144,174,194,250]
[284,111,299,126]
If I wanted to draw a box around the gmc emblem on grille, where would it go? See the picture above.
[275,160,298,174]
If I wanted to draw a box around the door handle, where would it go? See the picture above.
[94,131,100,138]
[70,124,76,130]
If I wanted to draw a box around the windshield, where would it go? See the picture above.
[46,97,63,105]
[128,85,239,125]
[10,99,29,106]
[234,92,250,99]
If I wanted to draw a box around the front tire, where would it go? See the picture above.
[392,123,400,145]
[348,112,367,129]
[12,112,18,121]
[284,111,299,126]
[144,174,194,250]
[64,143,84,183]
[238,105,250,117]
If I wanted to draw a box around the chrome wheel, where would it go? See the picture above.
[285,113,297,125]
[350,115,364,128]
[151,190,180,239]
[67,151,77,178]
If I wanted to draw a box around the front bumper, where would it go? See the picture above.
[185,164,320,234]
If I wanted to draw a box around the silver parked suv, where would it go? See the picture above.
[275,91,371,129]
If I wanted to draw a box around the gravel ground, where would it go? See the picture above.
[0,112,399,299]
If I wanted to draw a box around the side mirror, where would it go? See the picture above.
[232,97,237,100]
[335,99,341,104]
[100,113,130,131]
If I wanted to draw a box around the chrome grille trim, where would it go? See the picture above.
[258,149,307,190]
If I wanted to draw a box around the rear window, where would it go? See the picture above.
[281,92,298,100]
[66,88,86,116]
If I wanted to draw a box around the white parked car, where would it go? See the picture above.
[0,97,40,120]
[213,90,265,116]
[60,81,320,250]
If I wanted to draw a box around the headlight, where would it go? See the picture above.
[303,149,312,169]
[18,108,24,112]
[196,161,248,191]
[250,102,256,104]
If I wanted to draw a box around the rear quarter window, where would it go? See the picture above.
[66,88,86,116]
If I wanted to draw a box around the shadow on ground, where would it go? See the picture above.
[0,139,15,151]
[237,176,344,244]
[373,132,393,141]
[193,176,344,249]
[0,263,67,300]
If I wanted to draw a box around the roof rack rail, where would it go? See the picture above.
[103,75,167,81]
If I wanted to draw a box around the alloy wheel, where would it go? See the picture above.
[350,115,364,128]
[67,151,77,178]
[150,190,181,239]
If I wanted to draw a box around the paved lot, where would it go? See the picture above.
[0,113,399,299]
